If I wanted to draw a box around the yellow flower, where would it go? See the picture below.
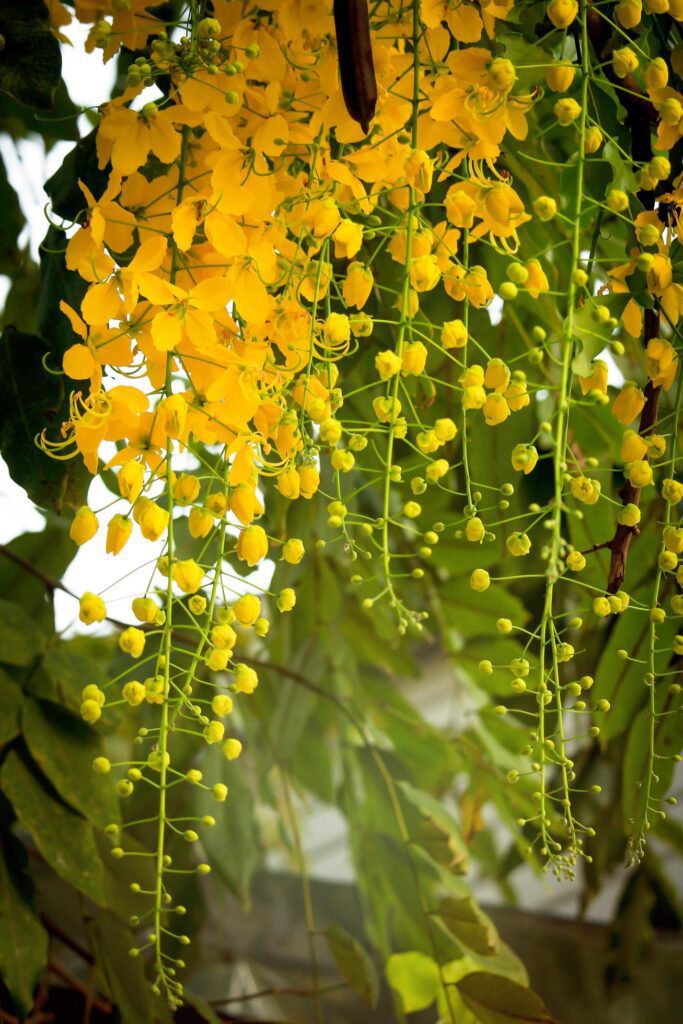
[482,392,510,426]
[106,514,132,555]
[122,681,145,706]
[579,359,609,396]
[612,383,646,425]
[470,569,491,592]
[119,626,145,658]
[276,467,301,500]
[409,254,441,292]
[79,592,106,625]
[173,473,200,506]
[323,313,351,347]
[511,444,539,474]
[570,476,601,505]
[188,507,214,539]
[434,418,457,443]
[297,465,320,500]
[547,0,579,29]
[118,460,144,502]
[132,597,158,623]
[70,506,99,546]
[212,694,234,717]
[566,551,586,571]
[333,219,363,259]
[621,430,648,462]
[545,61,576,92]
[343,262,373,309]
[234,593,261,626]
[211,624,237,651]
[612,47,639,78]
[277,587,297,612]
[401,341,427,376]
[138,501,170,542]
[662,478,683,503]
[233,663,259,693]
[646,337,678,389]
[625,460,653,488]
[506,532,531,557]
[554,98,582,125]
[98,101,182,177]
[484,358,510,392]
[282,538,305,564]
[664,525,683,553]
[173,559,204,594]
[441,319,467,349]
[375,350,402,380]
[222,738,242,761]
[465,517,485,542]
[619,503,641,526]
[237,524,268,566]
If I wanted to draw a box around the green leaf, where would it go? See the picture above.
[37,225,89,356]
[324,924,379,1007]
[44,129,108,221]
[1,749,106,905]
[0,837,48,1013]
[22,699,120,829]
[194,744,261,908]
[434,897,497,957]
[0,1,61,109]
[455,972,557,1024]
[0,668,22,744]
[386,951,440,1013]
[0,598,46,666]
[0,154,22,274]
[0,327,89,512]
[0,524,73,630]
[399,781,468,874]
[40,644,109,711]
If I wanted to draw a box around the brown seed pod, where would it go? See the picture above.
[333,0,377,134]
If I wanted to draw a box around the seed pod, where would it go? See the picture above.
[333,0,377,133]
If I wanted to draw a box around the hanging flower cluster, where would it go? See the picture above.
[39,0,682,1005]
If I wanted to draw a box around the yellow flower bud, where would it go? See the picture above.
[119,626,145,658]
[212,694,234,716]
[79,592,106,625]
[118,460,144,502]
[173,558,204,594]
[70,506,99,546]
[612,47,639,78]
[625,460,653,488]
[188,506,214,539]
[236,524,268,566]
[644,57,668,89]
[173,473,200,506]
[132,597,158,623]
[234,593,261,626]
[204,721,225,745]
[554,98,581,125]
[465,517,485,543]
[433,417,457,443]
[210,623,237,651]
[401,341,427,376]
[482,392,510,426]
[533,196,557,221]
[545,61,575,92]
[506,532,532,557]
[619,503,641,527]
[662,478,683,503]
[441,318,467,349]
[375,350,402,380]
[122,681,145,706]
[138,501,170,542]
[106,514,132,555]
[282,538,305,564]
[663,525,683,553]
[612,383,645,425]
[277,587,296,612]
[470,569,491,592]
[223,738,243,760]
[566,551,586,571]
[621,429,648,463]
[323,313,351,347]
[547,0,579,28]
[615,0,642,27]
[511,444,539,474]
[570,476,601,505]
[233,663,259,693]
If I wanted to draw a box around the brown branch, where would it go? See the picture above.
[46,962,111,1017]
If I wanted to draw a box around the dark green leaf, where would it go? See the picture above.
[22,698,120,829]
[0,837,48,1013]
[0,0,61,109]
[434,897,497,957]
[1,749,106,905]
[0,598,45,666]
[0,668,22,744]
[0,326,89,511]
[455,971,557,1024]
